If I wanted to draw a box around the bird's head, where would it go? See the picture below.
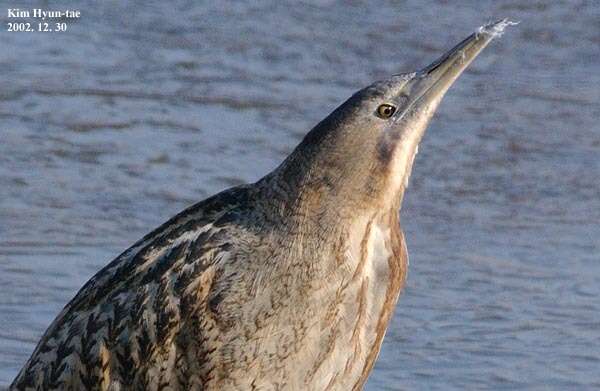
[271,20,512,221]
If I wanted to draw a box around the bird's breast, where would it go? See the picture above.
[291,214,407,390]
[204,212,407,391]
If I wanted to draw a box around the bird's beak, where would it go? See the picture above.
[397,19,513,121]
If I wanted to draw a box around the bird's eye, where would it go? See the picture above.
[376,104,397,119]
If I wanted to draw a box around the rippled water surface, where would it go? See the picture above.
[1,1,599,389]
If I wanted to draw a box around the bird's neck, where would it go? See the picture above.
[256,157,346,225]
[256,170,403,246]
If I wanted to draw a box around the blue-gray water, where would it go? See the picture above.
[1,1,599,389]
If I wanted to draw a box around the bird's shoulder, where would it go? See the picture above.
[71,184,255,313]
[15,185,258,387]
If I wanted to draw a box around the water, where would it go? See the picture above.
[1,1,599,389]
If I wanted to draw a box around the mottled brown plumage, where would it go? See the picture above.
[11,20,510,391]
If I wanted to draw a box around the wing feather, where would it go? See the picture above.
[11,185,251,390]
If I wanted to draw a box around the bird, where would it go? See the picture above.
[11,20,512,391]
